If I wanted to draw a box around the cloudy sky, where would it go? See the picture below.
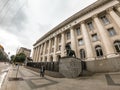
[0,0,97,57]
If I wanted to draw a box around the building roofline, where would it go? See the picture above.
[33,0,111,46]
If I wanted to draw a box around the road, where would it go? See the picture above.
[0,62,10,88]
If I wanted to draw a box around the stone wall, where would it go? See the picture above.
[59,57,82,78]
[86,57,120,72]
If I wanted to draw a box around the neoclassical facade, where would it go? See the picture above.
[32,0,120,62]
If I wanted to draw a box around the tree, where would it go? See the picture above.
[14,53,26,63]
[14,53,26,78]
[0,50,8,62]
[10,55,15,64]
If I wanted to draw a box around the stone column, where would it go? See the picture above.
[115,4,120,12]
[43,42,47,62]
[32,48,35,61]
[81,21,94,60]
[107,7,120,29]
[53,36,57,61]
[37,45,41,62]
[93,15,115,57]
[39,44,43,62]
[37,46,41,62]
[70,27,78,57]
[34,47,37,61]
[35,47,39,62]
[47,39,51,62]
[61,33,66,57]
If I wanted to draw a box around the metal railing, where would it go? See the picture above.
[27,61,59,72]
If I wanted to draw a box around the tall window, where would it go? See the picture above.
[78,39,84,46]
[58,45,61,51]
[108,28,116,36]
[114,41,120,53]
[101,15,110,25]
[66,31,70,40]
[92,34,98,41]
[80,49,86,59]
[95,45,103,57]
[58,35,61,43]
[87,21,94,30]
[76,27,81,35]
[51,38,54,45]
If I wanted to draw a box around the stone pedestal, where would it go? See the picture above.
[59,57,82,78]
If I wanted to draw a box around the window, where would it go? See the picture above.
[87,22,94,30]
[95,45,103,57]
[51,38,54,45]
[40,57,42,62]
[80,49,86,59]
[58,35,61,43]
[108,28,116,36]
[78,39,84,46]
[51,48,54,52]
[66,31,70,40]
[45,57,47,62]
[101,15,110,25]
[114,41,120,53]
[92,34,98,41]
[76,27,81,35]
[58,45,61,51]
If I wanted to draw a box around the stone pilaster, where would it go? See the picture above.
[81,21,94,60]
[93,15,115,57]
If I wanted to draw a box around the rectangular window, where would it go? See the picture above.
[87,22,94,30]
[51,48,54,52]
[66,31,71,40]
[78,39,84,46]
[108,28,116,36]
[52,38,54,45]
[92,34,98,41]
[58,45,61,51]
[101,15,110,25]
[76,27,81,35]
[58,35,61,43]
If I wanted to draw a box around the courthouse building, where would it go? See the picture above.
[32,0,120,63]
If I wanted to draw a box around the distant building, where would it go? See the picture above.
[0,44,8,61]
[16,47,32,64]
[16,47,31,58]
[33,0,120,62]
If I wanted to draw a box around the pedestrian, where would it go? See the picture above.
[40,64,45,77]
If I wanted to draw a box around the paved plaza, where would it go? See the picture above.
[1,66,120,90]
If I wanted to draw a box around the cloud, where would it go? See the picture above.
[0,28,23,55]
[0,0,97,57]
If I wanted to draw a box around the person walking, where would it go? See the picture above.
[40,64,45,77]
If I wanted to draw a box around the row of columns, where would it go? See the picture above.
[32,5,120,62]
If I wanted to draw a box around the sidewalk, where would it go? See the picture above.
[1,66,120,90]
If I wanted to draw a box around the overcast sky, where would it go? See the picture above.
[0,0,97,57]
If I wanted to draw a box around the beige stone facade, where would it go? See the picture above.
[16,47,31,58]
[33,0,120,62]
